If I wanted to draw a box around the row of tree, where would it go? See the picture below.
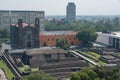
[21,70,55,80]
[0,29,10,47]
[0,29,9,39]
[76,29,98,47]
[56,38,69,50]
[56,29,98,49]
[45,17,120,32]
[70,68,98,80]
[21,67,120,80]
[70,67,120,80]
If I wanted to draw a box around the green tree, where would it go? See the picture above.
[94,67,120,80]
[0,29,9,38]
[70,71,92,80]
[56,38,69,50]
[45,18,120,32]
[21,71,55,80]
[70,68,101,80]
[76,29,98,47]
[70,72,80,80]
[82,68,97,80]
[78,72,91,80]
[70,67,120,80]
[45,20,71,31]
[0,29,10,43]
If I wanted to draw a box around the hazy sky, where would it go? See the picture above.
[0,0,120,15]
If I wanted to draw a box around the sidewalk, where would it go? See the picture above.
[0,69,7,80]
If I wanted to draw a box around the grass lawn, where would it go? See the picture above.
[89,63,95,68]
[116,52,120,56]
[82,52,100,61]
[0,59,14,80]
[81,51,106,66]
[18,66,39,72]
[18,67,24,72]
[32,68,39,71]
[98,61,106,66]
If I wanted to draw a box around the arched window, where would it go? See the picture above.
[28,35,31,39]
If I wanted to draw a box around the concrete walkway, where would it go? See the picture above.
[0,69,7,80]
[70,50,100,66]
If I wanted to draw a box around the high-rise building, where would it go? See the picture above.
[0,10,10,28]
[66,2,76,21]
[0,10,44,31]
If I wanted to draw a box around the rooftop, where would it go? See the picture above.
[26,48,67,55]
[97,32,120,38]
[11,22,35,28]
[102,55,116,60]
[9,48,67,55]
[40,31,77,36]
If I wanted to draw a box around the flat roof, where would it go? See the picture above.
[97,32,120,38]
[40,31,76,36]
[102,55,116,60]
[9,48,67,55]
[93,43,106,47]
[26,49,67,55]
[11,10,44,13]
[9,49,25,54]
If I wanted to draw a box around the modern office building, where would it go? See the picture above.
[66,2,76,21]
[0,10,10,28]
[96,32,120,49]
[0,10,44,31]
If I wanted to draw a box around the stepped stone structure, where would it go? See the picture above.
[9,48,89,79]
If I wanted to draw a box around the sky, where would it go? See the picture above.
[0,0,120,15]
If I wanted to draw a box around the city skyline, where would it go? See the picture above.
[0,0,120,15]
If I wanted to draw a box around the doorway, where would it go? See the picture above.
[27,41,31,48]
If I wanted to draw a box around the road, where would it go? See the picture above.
[70,50,100,66]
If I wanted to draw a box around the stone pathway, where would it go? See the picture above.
[0,69,7,80]
[70,50,100,66]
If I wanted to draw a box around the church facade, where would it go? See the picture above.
[10,18,40,49]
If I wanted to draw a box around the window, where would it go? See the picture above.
[43,42,47,46]
[52,38,54,41]
[44,54,51,58]
[28,35,31,39]
[27,41,31,48]
[74,38,76,40]
[57,53,60,58]
[71,42,74,45]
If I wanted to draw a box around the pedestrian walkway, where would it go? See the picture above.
[0,69,7,80]
[70,50,100,66]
